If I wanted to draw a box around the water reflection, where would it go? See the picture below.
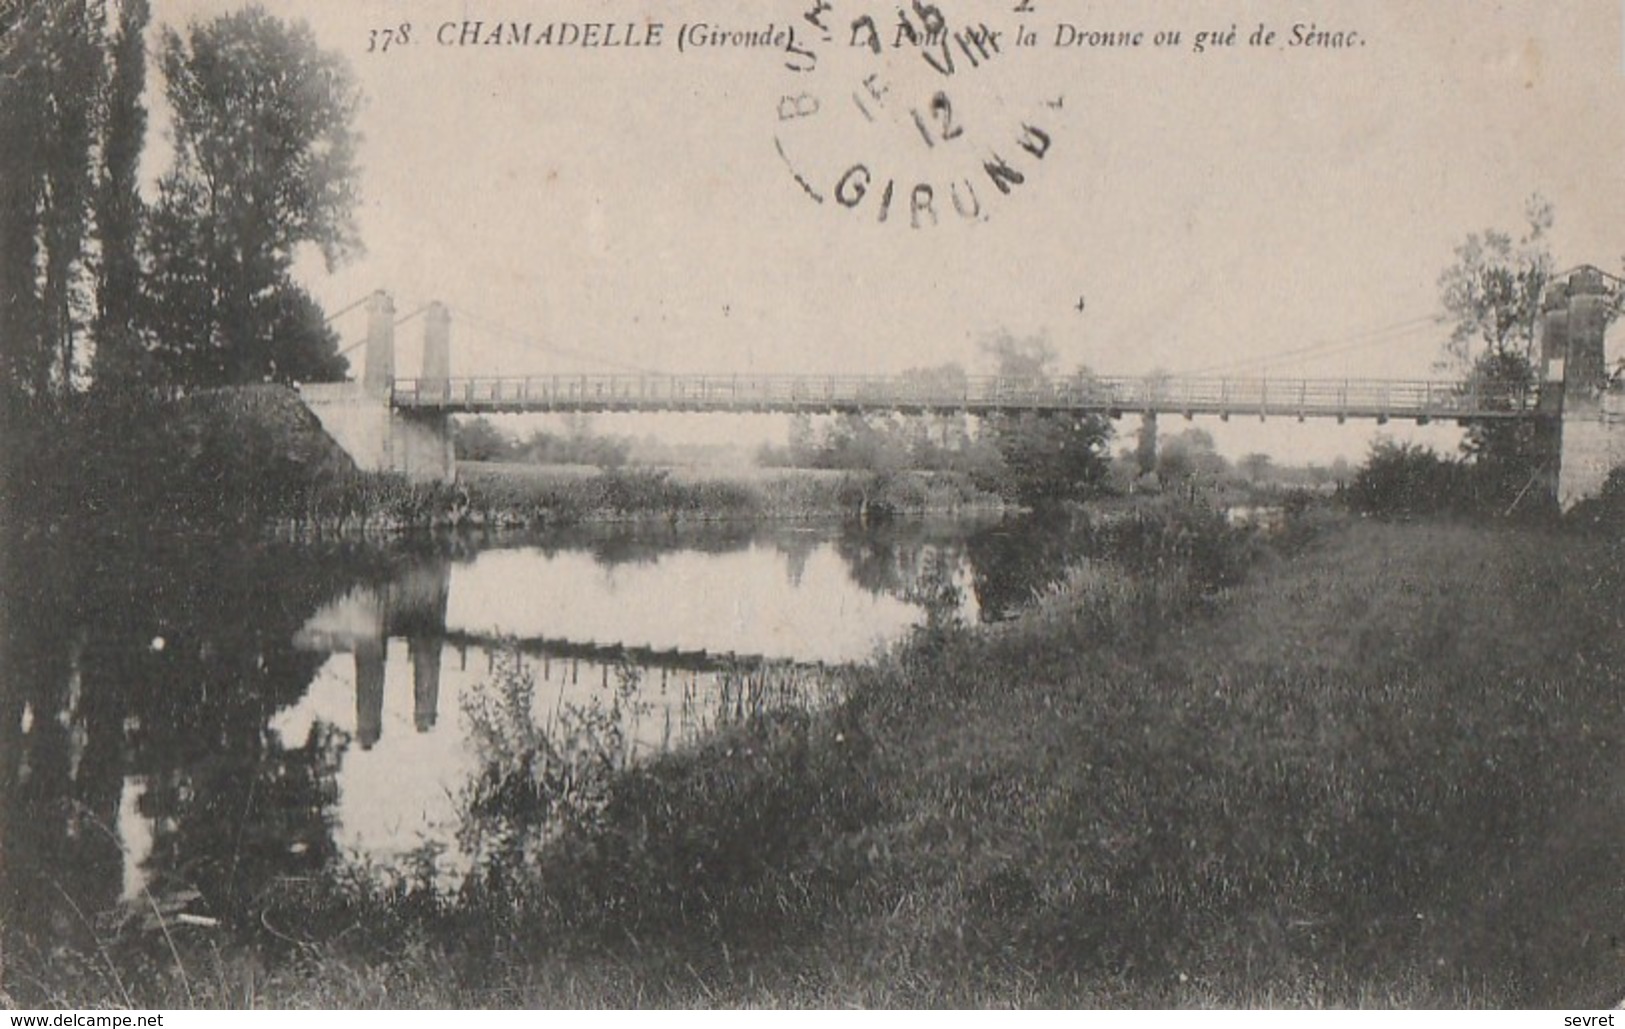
[1,515,1077,952]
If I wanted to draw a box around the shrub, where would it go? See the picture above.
[1345,440,1471,517]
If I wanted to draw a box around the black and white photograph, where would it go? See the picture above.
[3,0,1625,1010]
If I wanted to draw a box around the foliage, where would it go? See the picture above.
[1565,466,1625,531]
[1436,196,1554,498]
[1345,439,1471,517]
[458,649,636,875]
[1437,195,1553,373]
[1459,349,1547,508]
[0,0,106,398]
[1237,452,1273,483]
[979,332,1055,382]
[755,342,1111,505]
[453,417,516,462]
[977,331,1113,505]
[92,0,152,385]
[1134,410,1159,476]
[1157,428,1230,486]
[25,514,1625,1007]
[2,384,356,533]
[144,5,360,387]
[988,410,1112,504]
[453,416,631,467]
[758,402,1003,482]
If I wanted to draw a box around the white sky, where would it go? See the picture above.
[144,0,1625,462]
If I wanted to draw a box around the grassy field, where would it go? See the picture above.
[12,511,1625,1008]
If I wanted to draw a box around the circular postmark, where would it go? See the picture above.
[772,1,1063,228]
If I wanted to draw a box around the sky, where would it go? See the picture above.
[143,0,1625,462]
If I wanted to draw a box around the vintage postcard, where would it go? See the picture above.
[3,0,1624,1011]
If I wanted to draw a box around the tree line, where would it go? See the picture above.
[1,1,362,404]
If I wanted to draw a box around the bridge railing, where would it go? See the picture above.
[391,374,1535,418]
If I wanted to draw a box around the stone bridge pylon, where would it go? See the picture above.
[1539,269,1625,509]
[297,290,457,483]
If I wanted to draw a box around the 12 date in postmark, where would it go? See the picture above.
[773,1,1063,229]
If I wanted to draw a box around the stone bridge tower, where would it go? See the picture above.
[298,291,456,483]
[1537,269,1625,509]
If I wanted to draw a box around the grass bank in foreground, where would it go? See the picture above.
[12,511,1625,1007]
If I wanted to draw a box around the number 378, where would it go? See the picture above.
[367,23,411,52]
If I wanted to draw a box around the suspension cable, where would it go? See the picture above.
[334,303,433,358]
[450,305,667,376]
[1179,312,1444,377]
[321,294,373,325]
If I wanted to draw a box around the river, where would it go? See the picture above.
[0,515,1089,949]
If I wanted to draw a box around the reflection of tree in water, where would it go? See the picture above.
[519,522,764,568]
[835,523,914,599]
[0,534,358,952]
[504,522,839,593]
[130,646,347,922]
[769,531,821,588]
[833,522,972,609]
[1,627,127,952]
[964,513,1096,622]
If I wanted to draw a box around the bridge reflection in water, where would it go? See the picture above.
[287,552,873,755]
[269,530,968,863]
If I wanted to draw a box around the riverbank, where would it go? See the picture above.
[281,461,1009,536]
[13,509,1625,1007]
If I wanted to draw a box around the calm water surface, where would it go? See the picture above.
[1,516,1084,946]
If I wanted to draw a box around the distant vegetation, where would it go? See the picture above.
[1105,425,1355,498]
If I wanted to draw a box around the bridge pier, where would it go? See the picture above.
[1542,270,1625,510]
[1135,411,1158,477]
[297,291,456,483]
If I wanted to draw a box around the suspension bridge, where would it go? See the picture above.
[296,269,1625,509]
[388,372,1531,422]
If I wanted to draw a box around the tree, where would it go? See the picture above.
[786,413,816,464]
[900,361,969,460]
[0,4,50,399]
[1438,195,1552,374]
[262,284,349,383]
[978,331,1112,504]
[1134,413,1158,477]
[146,6,361,386]
[1237,452,1274,484]
[92,0,152,386]
[1158,428,1228,486]
[453,417,516,462]
[980,332,1055,385]
[1329,456,1353,488]
[1347,440,1469,517]
[1436,196,1554,506]
[0,1,105,399]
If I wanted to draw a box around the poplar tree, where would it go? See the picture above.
[92,0,151,385]
[146,5,359,386]
[0,0,105,399]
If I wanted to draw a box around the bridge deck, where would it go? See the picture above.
[392,374,1538,422]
